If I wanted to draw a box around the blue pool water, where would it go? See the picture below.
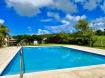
[1,46,105,75]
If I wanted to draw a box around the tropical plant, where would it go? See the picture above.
[0,25,9,47]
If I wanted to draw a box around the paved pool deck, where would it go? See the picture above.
[0,47,21,75]
[0,45,105,78]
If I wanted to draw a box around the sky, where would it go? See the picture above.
[0,0,105,35]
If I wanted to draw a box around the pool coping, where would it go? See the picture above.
[0,47,21,75]
[63,45,105,56]
[1,45,105,78]
[1,64,105,78]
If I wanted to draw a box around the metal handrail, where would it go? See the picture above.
[20,47,23,78]
[17,39,26,78]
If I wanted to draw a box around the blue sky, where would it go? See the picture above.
[0,0,105,35]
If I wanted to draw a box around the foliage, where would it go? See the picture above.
[13,33,72,44]
[0,25,9,47]
[93,36,105,47]
[76,19,89,32]
[46,33,71,44]
[75,19,96,46]
[95,30,105,36]
[13,19,97,47]
[13,19,102,47]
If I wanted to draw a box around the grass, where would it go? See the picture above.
[93,47,105,50]
[28,43,105,50]
[93,36,105,49]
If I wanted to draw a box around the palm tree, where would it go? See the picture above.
[0,25,9,47]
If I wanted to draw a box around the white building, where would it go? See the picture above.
[33,40,38,45]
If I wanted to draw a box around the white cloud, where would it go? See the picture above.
[97,22,104,26]
[27,26,32,32]
[0,19,5,25]
[46,20,70,33]
[74,0,103,12]
[37,29,50,35]
[6,0,105,18]
[65,14,86,21]
[6,0,105,17]
[83,0,98,11]
[74,0,102,11]
[46,14,87,33]
[61,20,70,25]
[41,19,52,22]
[74,0,87,5]
[90,17,105,31]
[53,0,77,13]
[6,0,78,16]
[6,0,53,16]
[101,1,105,13]
[47,12,61,20]
[81,15,87,19]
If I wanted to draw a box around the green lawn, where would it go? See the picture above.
[93,36,105,48]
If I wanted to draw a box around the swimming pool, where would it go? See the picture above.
[1,46,105,76]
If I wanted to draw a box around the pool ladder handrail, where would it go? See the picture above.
[18,39,26,78]
[20,47,23,78]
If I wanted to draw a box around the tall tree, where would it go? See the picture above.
[76,19,89,35]
[75,19,96,46]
